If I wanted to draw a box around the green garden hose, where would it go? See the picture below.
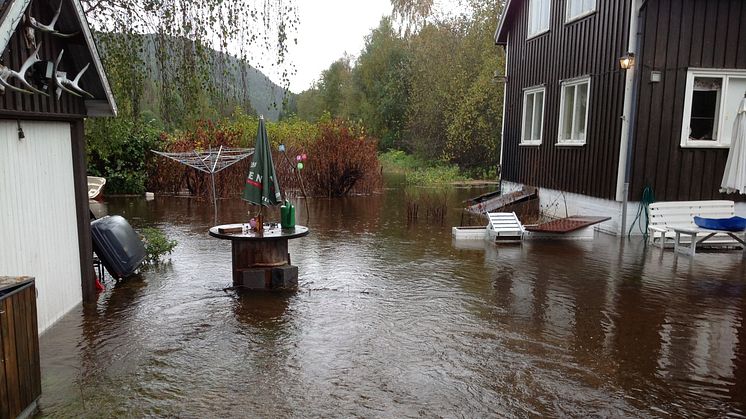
[628,186,656,238]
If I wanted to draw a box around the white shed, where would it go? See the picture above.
[0,0,116,333]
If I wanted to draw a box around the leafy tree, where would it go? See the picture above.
[296,85,325,121]
[441,2,504,172]
[397,0,505,173]
[295,57,355,122]
[353,17,410,150]
[391,0,434,31]
[317,56,355,119]
[405,22,459,160]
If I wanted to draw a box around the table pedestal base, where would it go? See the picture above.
[231,240,298,290]
[234,265,299,290]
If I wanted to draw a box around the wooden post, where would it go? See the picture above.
[70,120,96,303]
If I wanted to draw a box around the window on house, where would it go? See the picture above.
[558,77,591,145]
[681,70,746,148]
[689,78,721,141]
[566,0,597,21]
[521,87,545,145]
[528,0,551,38]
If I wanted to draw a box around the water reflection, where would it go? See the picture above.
[231,291,291,327]
[36,184,746,417]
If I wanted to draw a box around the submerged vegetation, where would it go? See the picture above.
[404,186,451,226]
[140,227,178,263]
[149,114,381,198]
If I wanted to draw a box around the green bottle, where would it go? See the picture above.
[287,202,296,228]
[281,200,295,229]
[280,200,290,228]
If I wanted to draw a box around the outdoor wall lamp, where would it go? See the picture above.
[492,71,508,83]
[17,120,25,140]
[619,53,635,70]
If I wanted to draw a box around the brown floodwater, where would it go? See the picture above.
[37,181,746,417]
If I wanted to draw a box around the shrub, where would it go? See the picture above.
[147,116,382,198]
[86,117,163,194]
[379,149,425,173]
[303,119,382,197]
[148,120,247,199]
[140,227,177,263]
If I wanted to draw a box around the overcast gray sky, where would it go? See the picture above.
[282,0,394,93]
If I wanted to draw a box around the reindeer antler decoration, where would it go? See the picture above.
[29,1,78,38]
[0,43,49,96]
[53,50,94,100]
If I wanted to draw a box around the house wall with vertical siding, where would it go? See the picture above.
[0,120,82,333]
[501,0,631,200]
[630,0,746,202]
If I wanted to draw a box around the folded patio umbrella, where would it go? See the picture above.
[721,97,746,194]
[242,116,282,207]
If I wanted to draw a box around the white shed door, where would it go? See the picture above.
[0,120,82,333]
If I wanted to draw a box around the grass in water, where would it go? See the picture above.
[379,150,470,185]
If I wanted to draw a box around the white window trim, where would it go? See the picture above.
[527,27,550,41]
[565,0,597,23]
[527,0,551,40]
[520,86,546,146]
[557,76,591,146]
[681,68,746,149]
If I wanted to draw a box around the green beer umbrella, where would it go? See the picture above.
[242,116,282,208]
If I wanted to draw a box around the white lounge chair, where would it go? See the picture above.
[486,212,524,243]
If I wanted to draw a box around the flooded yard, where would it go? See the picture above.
[38,184,746,417]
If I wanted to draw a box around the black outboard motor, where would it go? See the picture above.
[91,216,146,279]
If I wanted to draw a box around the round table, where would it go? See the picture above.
[209,224,309,290]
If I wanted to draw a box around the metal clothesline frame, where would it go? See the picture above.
[152,146,255,219]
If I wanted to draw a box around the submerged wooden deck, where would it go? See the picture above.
[525,216,612,234]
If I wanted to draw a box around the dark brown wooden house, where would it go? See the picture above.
[495,0,746,235]
[0,0,116,332]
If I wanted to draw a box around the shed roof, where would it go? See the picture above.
[0,0,117,116]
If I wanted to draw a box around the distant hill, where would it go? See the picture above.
[128,34,291,121]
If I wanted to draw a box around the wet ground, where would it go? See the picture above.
[38,184,746,417]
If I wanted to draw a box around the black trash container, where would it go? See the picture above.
[91,215,146,279]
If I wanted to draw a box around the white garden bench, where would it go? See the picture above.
[647,200,746,256]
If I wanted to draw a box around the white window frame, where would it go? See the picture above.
[527,0,551,39]
[565,0,597,23]
[557,76,591,146]
[521,86,546,146]
[681,68,746,149]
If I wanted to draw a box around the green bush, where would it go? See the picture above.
[380,150,469,185]
[140,227,177,263]
[405,165,467,186]
[379,150,425,172]
[86,116,163,194]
